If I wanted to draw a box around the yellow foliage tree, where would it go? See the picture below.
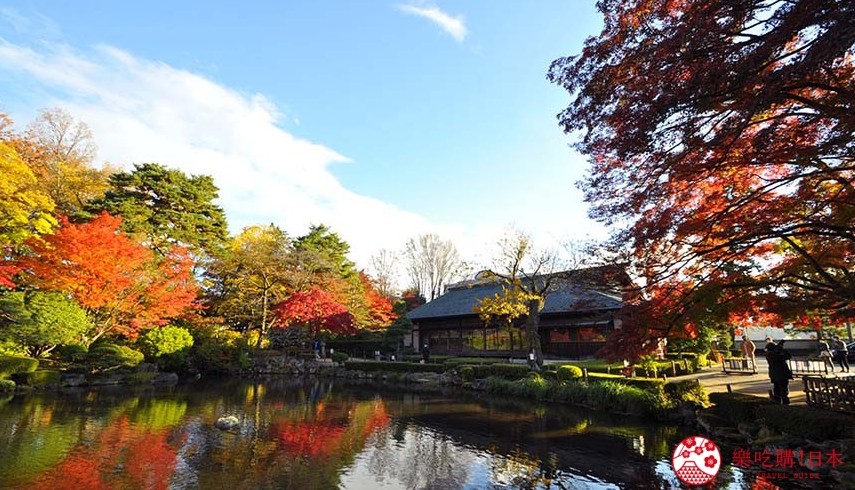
[0,142,56,245]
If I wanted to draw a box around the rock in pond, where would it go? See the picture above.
[215,416,240,431]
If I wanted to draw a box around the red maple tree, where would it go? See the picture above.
[549,0,854,357]
[0,261,17,288]
[17,212,198,342]
[273,288,356,338]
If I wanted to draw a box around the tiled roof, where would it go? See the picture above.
[407,268,624,321]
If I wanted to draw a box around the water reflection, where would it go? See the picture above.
[0,378,768,489]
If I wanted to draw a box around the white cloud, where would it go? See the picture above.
[0,38,435,267]
[397,4,467,42]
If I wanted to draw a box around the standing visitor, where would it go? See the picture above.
[765,340,793,405]
[656,338,667,360]
[421,343,430,363]
[832,336,850,373]
[818,340,834,372]
[741,336,756,372]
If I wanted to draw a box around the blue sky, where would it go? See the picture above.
[0,1,604,275]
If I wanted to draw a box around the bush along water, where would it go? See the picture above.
[481,374,707,421]
[331,359,707,421]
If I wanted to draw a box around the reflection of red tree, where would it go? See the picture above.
[33,454,110,490]
[125,431,180,489]
[271,400,391,459]
[751,475,781,490]
[32,416,180,490]
[360,401,390,439]
[273,420,349,457]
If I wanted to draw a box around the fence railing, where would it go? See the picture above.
[722,358,757,374]
[804,376,855,413]
[788,358,830,377]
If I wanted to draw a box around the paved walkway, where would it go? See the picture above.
[686,358,853,405]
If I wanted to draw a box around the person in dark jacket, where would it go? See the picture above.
[766,340,793,404]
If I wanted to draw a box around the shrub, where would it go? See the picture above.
[137,326,195,372]
[188,335,252,374]
[53,344,89,363]
[12,369,62,386]
[708,392,773,425]
[557,365,583,381]
[87,344,145,371]
[665,380,709,407]
[138,326,195,358]
[0,379,15,391]
[0,355,39,379]
[459,365,475,381]
[331,352,349,365]
[585,380,661,416]
[587,373,666,396]
[756,405,855,441]
[343,361,446,373]
[664,352,706,372]
[483,376,667,417]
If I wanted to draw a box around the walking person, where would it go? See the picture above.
[765,339,793,404]
[832,336,850,373]
[741,335,756,373]
[818,340,834,372]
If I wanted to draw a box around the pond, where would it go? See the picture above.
[0,377,766,489]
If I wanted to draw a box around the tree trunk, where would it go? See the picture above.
[525,298,544,371]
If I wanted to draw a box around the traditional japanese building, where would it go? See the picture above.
[406,266,627,359]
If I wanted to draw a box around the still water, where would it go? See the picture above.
[0,377,764,489]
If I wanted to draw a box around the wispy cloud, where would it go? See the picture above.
[397,4,467,42]
[0,38,436,266]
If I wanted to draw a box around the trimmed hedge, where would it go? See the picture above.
[0,355,39,379]
[12,369,62,386]
[403,355,451,364]
[468,364,532,380]
[344,360,446,373]
[443,357,509,366]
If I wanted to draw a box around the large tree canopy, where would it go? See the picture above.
[10,108,113,218]
[403,233,467,301]
[206,224,295,348]
[0,142,56,246]
[17,213,198,343]
[548,0,854,353]
[87,163,228,258]
[0,142,57,288]
[273,289,356,339]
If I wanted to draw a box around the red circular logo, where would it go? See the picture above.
[671,435,721,486]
